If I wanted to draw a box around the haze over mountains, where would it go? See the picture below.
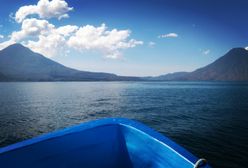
[0,44,248,81]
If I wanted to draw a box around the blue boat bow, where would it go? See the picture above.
[0,118,211,168]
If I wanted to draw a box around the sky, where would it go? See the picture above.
[0,0,247,76]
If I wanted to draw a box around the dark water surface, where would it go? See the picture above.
[0,82,247,167]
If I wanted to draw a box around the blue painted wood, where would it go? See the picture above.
[0,118,211,168]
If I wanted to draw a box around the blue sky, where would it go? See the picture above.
[0,0,247,76]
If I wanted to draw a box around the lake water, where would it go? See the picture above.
[0,82,248,167]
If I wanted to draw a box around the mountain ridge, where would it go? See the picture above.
[152,47,248,81]
[0,44,140,81]
[184,48,248,81]
[1,44,248,81]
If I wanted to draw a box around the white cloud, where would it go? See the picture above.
[15,0,73,23]
[0,18,70,57]
[11,18,54,41]
[27,33,68,58]
[56,25,78,36]
[245,47,248,50]
[13,19,75,58]
[0,35,4,39]
[148,41,155,47]
[1,19,142,58]
[67,24,143,59]
[0,0,142,59]
[202,49,210,55]
[158,33,178,38]
[25,24,78,58]
[24,23,143,59]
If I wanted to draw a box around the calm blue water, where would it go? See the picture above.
[0,82,248,167]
